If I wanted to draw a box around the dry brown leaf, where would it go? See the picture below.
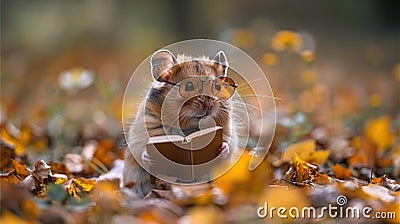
[347,136,376,167]
[313,172,331,185]
[285,154,331,185]
[32,159,52,183]
[370,175,400,191]
[332,164,352,179]
[0,159,31,184]
[93,139,117,169]
[48,161,71,177]
[0,142,14,170]
[12,159,30,177]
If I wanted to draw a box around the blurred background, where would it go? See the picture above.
[1,0,399,154]
[1,2,399,223]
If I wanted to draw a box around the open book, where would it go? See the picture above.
[146,126,223,182]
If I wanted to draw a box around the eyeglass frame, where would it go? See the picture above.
[163,76,238,100]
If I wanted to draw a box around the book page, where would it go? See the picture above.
[147,135,184,144]
[186,126,223,140]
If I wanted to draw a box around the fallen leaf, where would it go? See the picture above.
[0,142,15,170]
[64,153,84,174]
[124,199,184,223]
[32,159,52,183]
[12,159,30,177]
[179,205,224,224]
[48,161,71,177]
[285,154,331,185]
[21,198,40,220]
[365,116,395,150]
[281,139,316,161]
[213,150,271,196]
[362,184,397,203]
[371,175,400,191]
[332,164,352,179]
[306,150,330,166]
[0,211,29,224]
[0,159,30,184]
[313,172,331,185]
[347,136,376,167]
[64,178,97,198]
[280,139,330,166]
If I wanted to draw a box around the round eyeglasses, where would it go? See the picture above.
[164,76,237,100]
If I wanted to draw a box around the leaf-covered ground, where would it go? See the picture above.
[1,114,399,223]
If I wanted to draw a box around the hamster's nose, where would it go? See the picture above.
[203,102,213,111]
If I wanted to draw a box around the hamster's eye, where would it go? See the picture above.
[214,82,221,91]
[185,81,195,91]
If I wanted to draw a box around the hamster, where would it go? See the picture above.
[123,49,238,197]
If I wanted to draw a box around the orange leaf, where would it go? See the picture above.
[313,172,331,185]
[364,116,395,150]
[332,164,352,179]
[48,161,71,177]
[347,136,376,167]
[21,199,40,220]
[11,159,30,179]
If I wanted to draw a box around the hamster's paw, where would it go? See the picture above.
[218,142,230,158]
[142,150,155,168]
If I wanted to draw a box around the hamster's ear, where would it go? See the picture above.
[151,49,177,81]
[212,51,229,68]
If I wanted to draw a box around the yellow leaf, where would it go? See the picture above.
[365,116,395,150]
[74,178,96,192]
[183,205,223,224]
[305,150,330,166]
[213,151,270,195]
[281,140,316,161]
[21,199,40,220]
[65,178,96,198]
[213,152,252,194]
[53,174,68,184]
[0,211,29,224]
[1,124,25,156]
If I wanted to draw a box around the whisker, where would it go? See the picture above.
[239,94,282,101]
[236,77,264,90]
[231,102,276,119]
[231,114,250,125]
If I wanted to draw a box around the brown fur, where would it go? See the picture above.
[123,51,238,197]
